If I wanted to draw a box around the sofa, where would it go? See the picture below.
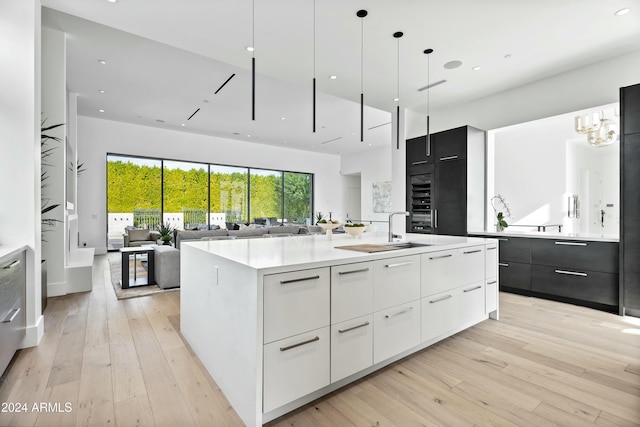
[124,228,160,247]
[174,225,310,249]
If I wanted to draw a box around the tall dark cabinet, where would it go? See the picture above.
[406,126,485,236]
[621,83,640,317]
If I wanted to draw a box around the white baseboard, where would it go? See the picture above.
[21,314,44,348]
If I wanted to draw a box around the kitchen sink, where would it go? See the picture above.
[384,241,433,249]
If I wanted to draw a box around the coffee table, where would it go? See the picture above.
[119,246,155,289]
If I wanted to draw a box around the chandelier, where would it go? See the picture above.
[574,111,616,147]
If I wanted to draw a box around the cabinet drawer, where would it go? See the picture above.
[486,279,498,314]
[531,265,618,306]
[531,239,618,274]
[263,268,330,344]
[459,281,485,324]
[373,302,420,364]
[497,237,531,263]
[421,290,457,342]
[0,297,25,376]
[330,315,373,383]
[485,244,498,279]
[459,246,485,286]
[331,262,373,324]
[421,246,485,296]
[499,261,531,290]
[373,255,420,312]
[0,252,26,316]
[263,327,330,412]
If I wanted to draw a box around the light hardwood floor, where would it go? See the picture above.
[1,255,639,426]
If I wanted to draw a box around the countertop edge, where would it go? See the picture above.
[468,231,619,243]
[0,245,29,261]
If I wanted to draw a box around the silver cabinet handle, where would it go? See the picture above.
[384,306,414,319]
[554,241,587,246]
[463,249,482,255]
[2,308,20,323]
[338,268,369,276]
[430,209,435,228]
[463,285,482,293]
[385,261,413,268]
[429,254,452,260]
[280,336,320,351]
[439,155,459,161]
[555,269,587,277]
[338,321,370,334]
[487,247,497,251]
[429,294,452,304]
[487,280,497,285]
[280,275,320,285]
[412,160,428,165]
[434,209,438,228]
[499,263,509,267]
[3,259,21,269]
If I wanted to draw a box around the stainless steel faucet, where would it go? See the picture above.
[388,211,409,242]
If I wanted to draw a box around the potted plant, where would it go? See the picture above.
[491,194,512,232]
[156,221,175,245]
[344,222,366,237]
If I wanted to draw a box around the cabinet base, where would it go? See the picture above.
[500,287,618,314]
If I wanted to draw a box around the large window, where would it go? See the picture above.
[106,154,313,249]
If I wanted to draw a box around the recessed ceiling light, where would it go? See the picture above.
[98,60,107,65]
[106,0,117,3]
[181,123,186,127]
[393,97,399,102]
[247,134,251,138]
[98,109,105,113]
[98,89,105,93]
[283,140,288,144]
[615,8,631,16]
[281,117,286,120]
[444,60,462,69]
[472,66,481,71]
[329,75,337,80]
[245,46,255,52]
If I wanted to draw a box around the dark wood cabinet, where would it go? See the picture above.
[532,265,618,307]
[621,83,640,317]
[496,236,531,264]
[499,261,531,291]
[406,125,484,236]
[531,239,618,274]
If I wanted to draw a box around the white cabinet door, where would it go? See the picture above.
[421,290,458,342]
[331,315,373,383]
[459,281,486,324]
[331,262,373,324]
[373,255,421,312]
[459,246,485,286]
[264,267,330,344]
[486,279,498,314]
[263,327,330,413]
[421,248,459,297]
[485,244,498,279]
[373,301,421,364]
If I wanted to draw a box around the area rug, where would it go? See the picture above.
[107,253,179,300]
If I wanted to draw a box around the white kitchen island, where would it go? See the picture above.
[180,232,499,426]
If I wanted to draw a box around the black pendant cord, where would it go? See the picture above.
[424,48,433,156]
[312,0,316,133]
[357,10,367,143]
[394,31,403,150]
[251,0,256,121]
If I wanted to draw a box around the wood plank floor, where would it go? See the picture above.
[1,255,639,426]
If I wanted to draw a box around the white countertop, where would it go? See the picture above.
[0,245,28,261]
[469,229,619,242]
[182,231,497,273]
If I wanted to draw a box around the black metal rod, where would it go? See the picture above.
[426,115,430,156]
[214,73,235,95]
[187,108,200,121]
[313,77,316,132]
[396,105,400,150]
[360,93,364,142]
[252,57,256,121]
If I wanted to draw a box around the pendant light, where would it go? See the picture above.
[312,0,316,132]
[424,48,433,155]
[251,0,256,121]
[393,31,403,150]
[356,10,368,142]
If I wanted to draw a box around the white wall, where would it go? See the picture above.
[0,0,43,347]
[340,145,393,226]
[406,49,640,137]
[77,117,342,252]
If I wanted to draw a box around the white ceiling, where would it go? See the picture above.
[41,0,640,155]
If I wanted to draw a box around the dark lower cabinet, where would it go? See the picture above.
[531,265,618,307]
[499,262,531,291]
[531,239,618,274]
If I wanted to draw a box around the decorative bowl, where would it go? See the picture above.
[344,225,366,237]
[317,221,341,231]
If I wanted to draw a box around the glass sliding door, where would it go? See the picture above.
[249,169,282,224]
[106,155,162,249]
[163,160,209,230]
[283,172,312,224]
[210,165,248,228]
